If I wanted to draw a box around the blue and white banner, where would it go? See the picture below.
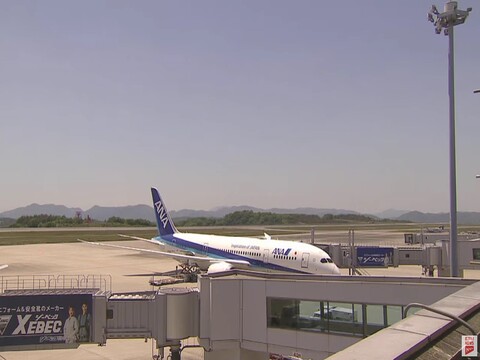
[356,247,394,267]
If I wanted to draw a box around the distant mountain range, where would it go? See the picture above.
[0,204,157,222]
[0,204,361,223]
[396,211,480,225]
[374,209,410,219]
[86,205,154,222]
[171,206,360,220]
[2,203,480,225]
[0,204,83,219]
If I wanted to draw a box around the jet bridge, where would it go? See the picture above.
[325,239,480,277]
[106,287,199,357]
[0,275,199,359]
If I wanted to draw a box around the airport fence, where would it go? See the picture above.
[0,274,112,294]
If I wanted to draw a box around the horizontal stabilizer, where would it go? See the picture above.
[118,234,165,246]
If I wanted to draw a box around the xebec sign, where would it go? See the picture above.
[0,294,92,347]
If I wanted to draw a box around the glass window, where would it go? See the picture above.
[267,298,395,338]
[298,300,323,330]
[352,304,364,336]
[473,248,480,260]
[365,304,384,336]
[386,305,402,326]
[326,302,359,335]
[267,298,298,328]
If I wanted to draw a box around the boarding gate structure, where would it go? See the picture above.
[0,272,479,360]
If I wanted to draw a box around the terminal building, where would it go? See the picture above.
[323,237,480,277]
[0,268,479,360]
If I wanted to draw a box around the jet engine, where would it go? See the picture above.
[207,261,233,274]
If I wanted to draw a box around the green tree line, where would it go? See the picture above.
[10,215,154,228]
[176,210,386,227]
[9,211,397,228]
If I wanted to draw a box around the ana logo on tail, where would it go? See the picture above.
[155,200,169,229]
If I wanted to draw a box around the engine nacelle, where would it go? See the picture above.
[207,261,233,274]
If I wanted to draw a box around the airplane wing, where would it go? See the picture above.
[118,234,166,246]
[77,239,251,269]
[0,264,8,270]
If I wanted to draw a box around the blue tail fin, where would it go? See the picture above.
[151,188,177,236]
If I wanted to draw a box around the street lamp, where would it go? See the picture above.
[428,1,472,277]
[474,89,480,94]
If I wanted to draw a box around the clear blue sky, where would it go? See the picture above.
[1,0,479,214]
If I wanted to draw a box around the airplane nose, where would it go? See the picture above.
[331,264,341,275]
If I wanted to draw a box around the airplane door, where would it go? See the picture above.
[203,243,209,255]
[301,253,310,268]
[263,249,270,264]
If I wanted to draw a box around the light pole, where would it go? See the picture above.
[474,89,480,94]
[428,1,472,277]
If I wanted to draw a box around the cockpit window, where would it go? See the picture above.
[320,258,327,263]
[327,258,333,263]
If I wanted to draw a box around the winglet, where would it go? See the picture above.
[151,188,177,237]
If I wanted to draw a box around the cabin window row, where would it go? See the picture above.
[224,249,261,257]
[273,255,297,261]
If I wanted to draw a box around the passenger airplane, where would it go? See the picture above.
[80,188,340,275]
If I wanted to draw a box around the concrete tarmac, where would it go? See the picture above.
[0,241,203,360]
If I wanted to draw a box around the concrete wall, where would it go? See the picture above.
[204,348,267,360]
[198,273,473,360]
[459,239,480,270]
[398,248,424,265]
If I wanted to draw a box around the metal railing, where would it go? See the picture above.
[0,274,112,293]
[403,302,477,335]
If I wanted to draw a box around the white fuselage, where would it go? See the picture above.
[156,232,340,275]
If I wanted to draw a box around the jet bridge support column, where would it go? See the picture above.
[170,344,181,360]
